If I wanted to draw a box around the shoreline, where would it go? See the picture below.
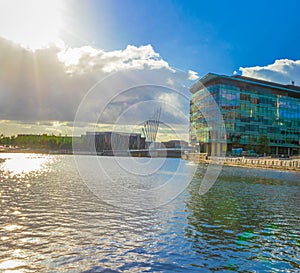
[0,148,72,155]
[182,153,300,172]
[1,149,300,172]
[222,160,300,173]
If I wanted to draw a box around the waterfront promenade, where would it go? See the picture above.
[182,153,300,172]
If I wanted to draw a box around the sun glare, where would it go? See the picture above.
[0,0,64,50]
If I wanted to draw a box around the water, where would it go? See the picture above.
[0,153,299,272]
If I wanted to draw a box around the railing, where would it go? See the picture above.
[182,153,300,171]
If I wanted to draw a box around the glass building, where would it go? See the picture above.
[190,73,300,155]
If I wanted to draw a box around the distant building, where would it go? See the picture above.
[190,73,300,155]
[85,131,146,153]
[163,140,189,149]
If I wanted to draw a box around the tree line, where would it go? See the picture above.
[0,134,73,151]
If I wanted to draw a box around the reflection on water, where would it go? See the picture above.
[186,167,300,271]
[0,154,299,272]
[0,259,27,272]
[0,153,54,177]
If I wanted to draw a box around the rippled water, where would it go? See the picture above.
[0,153,299,272]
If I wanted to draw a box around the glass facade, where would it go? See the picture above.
[190,74,300,155]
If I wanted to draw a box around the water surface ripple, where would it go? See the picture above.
[0,154,299,272]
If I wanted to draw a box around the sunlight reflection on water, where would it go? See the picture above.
[0,154,299,272]
[0,259,26,272]
[0,153,55,177]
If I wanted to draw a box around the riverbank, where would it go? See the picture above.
[182,153,300,172]
[0,148,72,155]
[0,148,182,158]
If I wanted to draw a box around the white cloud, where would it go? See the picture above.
[156,92,189,123]
[57,44,171,74]
[188,70,199,81]
[158,93,181,109]
[239,59,300,85]
[0,37,195,136]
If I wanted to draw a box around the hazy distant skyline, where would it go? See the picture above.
[0,0,300,136]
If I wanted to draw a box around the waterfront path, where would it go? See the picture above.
[183,153,300,172]
[222,157,300,172]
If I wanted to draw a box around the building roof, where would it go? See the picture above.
[190,73,300,96]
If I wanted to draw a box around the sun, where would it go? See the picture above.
[0,0,64,50]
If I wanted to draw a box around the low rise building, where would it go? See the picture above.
[85,131,146,153]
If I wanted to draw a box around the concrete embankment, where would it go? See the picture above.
[222,157,300,172]
[182,153,300,172]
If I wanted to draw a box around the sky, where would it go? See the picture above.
[68,0,300,76]
[0,0,300,137]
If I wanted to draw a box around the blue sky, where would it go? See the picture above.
[0,0,300,136]
[65,0,300,76]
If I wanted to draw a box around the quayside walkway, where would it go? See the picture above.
[182,153,300,172]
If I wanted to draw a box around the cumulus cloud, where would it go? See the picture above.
[57,44,171,74]
[0,37,89,122]
[187,70,199,81]
[239,59,300,85]
[0,37,197,138]
[0,37,193,125]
